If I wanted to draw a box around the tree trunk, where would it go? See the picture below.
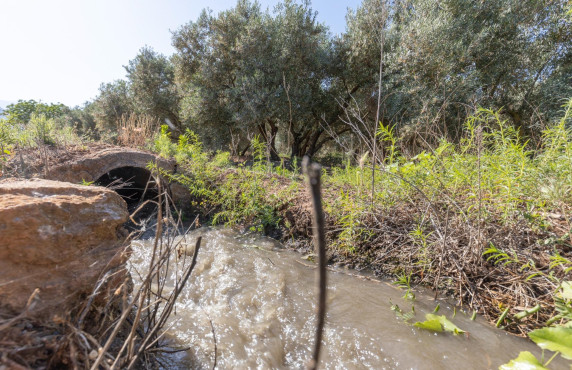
[506,108,527,139]
[258,121,280,161]
[240,143,251,157]
[306,128,324,158]
[290,136,301,160]
[267,120,279,161]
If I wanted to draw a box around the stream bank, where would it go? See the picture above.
[160,156,572,338]
[3,143,571,340]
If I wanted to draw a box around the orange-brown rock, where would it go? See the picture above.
[0,179,129,320]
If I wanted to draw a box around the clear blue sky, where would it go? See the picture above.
[0,0,361,108]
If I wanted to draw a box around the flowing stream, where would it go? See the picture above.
[129,228,556,369]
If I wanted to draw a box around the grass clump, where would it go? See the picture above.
[0,113,89,177]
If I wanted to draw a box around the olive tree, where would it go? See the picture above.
[92,80,133,134]
[125,47,181,131]
[340,0,572,148]
[172,0,338,158]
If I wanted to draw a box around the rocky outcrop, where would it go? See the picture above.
[0,179,129,320]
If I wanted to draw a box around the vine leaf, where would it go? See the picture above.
[499,351,548,370]
[528,327,572,360]
[413,314,466,335]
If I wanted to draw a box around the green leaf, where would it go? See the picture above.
[558,281,572,300]
[528,326,572,360]
[80,179,94,186]
[498,351,548,370]
[414,318,443,332]
[413,314,466,335]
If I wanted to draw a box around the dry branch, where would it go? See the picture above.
[304,157,328,370]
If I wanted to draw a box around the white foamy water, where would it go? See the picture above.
[129,228,558,369]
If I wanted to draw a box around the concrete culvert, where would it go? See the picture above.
[94,166,160,220]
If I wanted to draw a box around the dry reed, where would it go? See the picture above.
[0,173,200,369]
[116,113,160,149]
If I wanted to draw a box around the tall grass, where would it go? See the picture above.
[116,113,160,149]
[0,113,85,149]
[0,114,87,176]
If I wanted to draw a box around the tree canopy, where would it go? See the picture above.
[171,0,340,157]
[125,47,181,130]
[83,0,572,157]
[2,100,67,125]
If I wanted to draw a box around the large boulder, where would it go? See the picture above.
[0,179,129,320]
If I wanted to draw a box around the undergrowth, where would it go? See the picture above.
[153,101,572,337]
[0,113,86,175]
[1,113,85,150]
[154,130,295,233]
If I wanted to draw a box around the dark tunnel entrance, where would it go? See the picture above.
[95,166,160,223]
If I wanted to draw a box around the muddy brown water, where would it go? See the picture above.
[129,228,561,369]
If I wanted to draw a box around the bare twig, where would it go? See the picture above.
[126,236,202,369]
[372,0,388,207]
[208,315,218,370]
[0,289,39,331]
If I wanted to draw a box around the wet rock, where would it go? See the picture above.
[170,182,194,215]
[0,179,129,319]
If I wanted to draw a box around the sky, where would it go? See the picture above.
[0,0,361,108]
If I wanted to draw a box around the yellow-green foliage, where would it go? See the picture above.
[0,113,84,150]
[153,125,177,158]
[0,113,85,173]
[327,102,572,225]
[314,102,572,254]
[500,281,572,369]
[155,102,572,256]
[154,128,287,232]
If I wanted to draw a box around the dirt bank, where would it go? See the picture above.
[175,167,571,337]
[3,144,570,338]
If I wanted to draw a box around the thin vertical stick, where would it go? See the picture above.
[476,124,483,260]
[303,157,327,370]
[434,208,450,298]
[208,316,217,370]
[372,0,387,207]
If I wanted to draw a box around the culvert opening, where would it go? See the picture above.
[95,166,160,222]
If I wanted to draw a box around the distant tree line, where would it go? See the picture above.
[5,0,572,158]
[1,99,97,137]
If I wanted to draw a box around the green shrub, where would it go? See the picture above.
[153,125,177,158]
